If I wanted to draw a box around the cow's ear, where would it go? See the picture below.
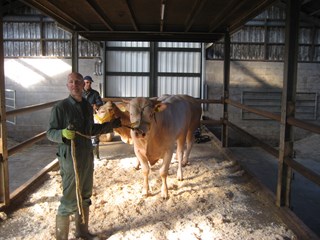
[154,103,167,112]
[122,99,130,111]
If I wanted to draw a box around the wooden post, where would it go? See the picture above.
[150,42,156,97]
[0,12,10,207]
[222,31,230,147]
[276,0,300,207]
[72,31,79,72]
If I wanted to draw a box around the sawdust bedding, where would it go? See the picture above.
[0,139,297,240]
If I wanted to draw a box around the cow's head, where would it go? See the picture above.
[94,101,115,124]
[124,97,167,138]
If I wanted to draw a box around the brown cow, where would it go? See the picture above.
[95,101,133,144]
[124,94,202,199]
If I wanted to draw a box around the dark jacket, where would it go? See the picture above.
[82,88,103,108]
[46,95,115,215]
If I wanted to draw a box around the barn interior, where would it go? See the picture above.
[1,0,320,239]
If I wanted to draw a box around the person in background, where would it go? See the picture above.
[47,72,121,240]
[82,75,104,159]
[82,75,103,112]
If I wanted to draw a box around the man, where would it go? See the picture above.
[82,75,104,159]
[82,75,103,112]
[47,72,121,240]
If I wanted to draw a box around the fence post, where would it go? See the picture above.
[222,30,230,147]
[277,0,300,208]
[0,11,10,207]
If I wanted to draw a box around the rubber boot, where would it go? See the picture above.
[93,144,100,160]
[75,207,99,240]
[92,137,100,160]
[56,215,70,240]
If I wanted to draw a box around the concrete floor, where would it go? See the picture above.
[229,146,320,238]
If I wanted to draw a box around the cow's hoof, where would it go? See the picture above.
[161,195,169,200]
[134,166,140,170]
[142,192,152,198]
[182,161,189,167]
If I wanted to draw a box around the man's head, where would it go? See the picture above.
[67,72,84,101]
[84,75,93,91]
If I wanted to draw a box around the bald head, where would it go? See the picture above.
[68,72,83,82]
[66,72,85,101]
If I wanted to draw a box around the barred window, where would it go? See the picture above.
[206,6,320,63]
[3,20,101,58]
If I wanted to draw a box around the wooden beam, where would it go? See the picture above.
[230,0,278,34]
[159,0,167,32]
[225,98,281,121]
[222,31,230,148]
[8,132,46,157]
[185,0,208,32]
[21,0,88,31]
[227,121,279,157]
[71,31,79,72]
[0,11,10,207]
[276,0,300,208]
[123,0,139,31]
[6,100,60,118]
[277,1,320,27]
[86,0,114,31]
[209,0,243,33]
[79,31,224,42]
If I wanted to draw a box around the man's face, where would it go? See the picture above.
[67,74,84,98]
[84,80,92,90]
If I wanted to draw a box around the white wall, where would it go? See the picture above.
[4,58,102,141]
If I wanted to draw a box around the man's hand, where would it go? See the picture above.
[111,117,122,128]
[92,104,99,112]
[62,128,76,140]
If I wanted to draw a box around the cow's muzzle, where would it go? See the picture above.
[130,120,149,138]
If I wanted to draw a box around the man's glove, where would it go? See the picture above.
[62,128,76,140]
[111,117,122,128]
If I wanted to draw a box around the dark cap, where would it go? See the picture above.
[84,76,93,82]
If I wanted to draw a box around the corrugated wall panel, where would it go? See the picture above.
[106,41,150,47]
[106,76,149,97]
[106,51,150,72]
[157,77,201,97]
[158,52,201,73]
[158,42,201,48]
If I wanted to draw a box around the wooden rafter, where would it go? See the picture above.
[22,0,89,31]
[123,0,139,31]
[86,0,114,31]
[184,0,208,32]
[160,0,166,32]
[209,0,244,32]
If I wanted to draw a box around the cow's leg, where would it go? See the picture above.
[176,137,185,181]
[134,148,150,197]
[139,158,150,197]
[141,164,150,197]
[182,130,195,166]
[160,150,173,199]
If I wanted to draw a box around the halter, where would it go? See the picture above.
[131,103,156,133]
